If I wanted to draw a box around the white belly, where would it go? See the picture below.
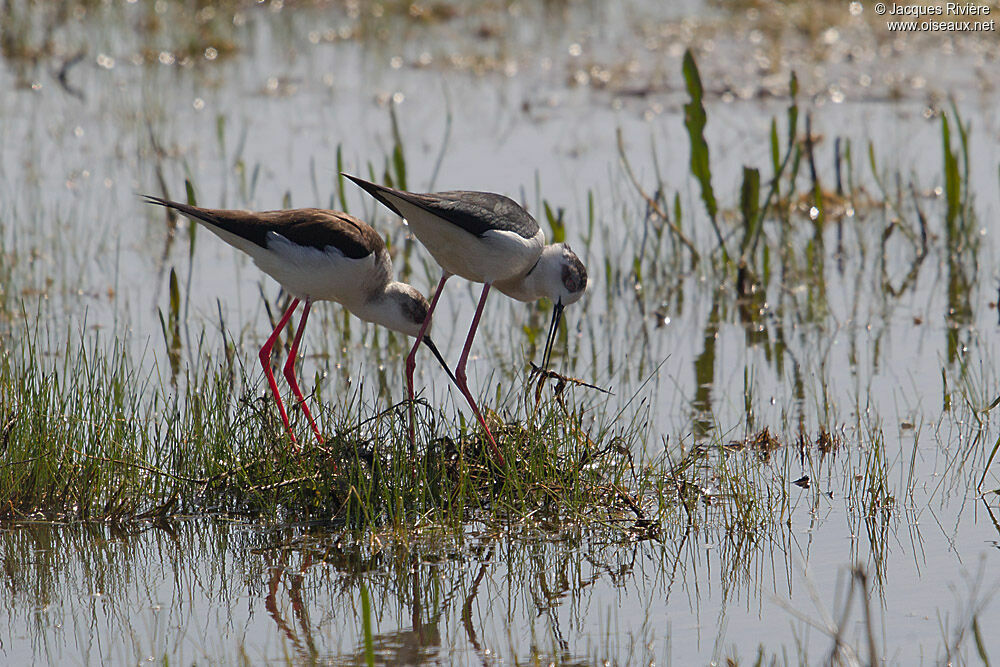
[248,231,386,308]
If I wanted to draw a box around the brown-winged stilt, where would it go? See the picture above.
[143,195,456,450]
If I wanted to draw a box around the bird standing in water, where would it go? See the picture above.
[344,175,588,465]
[143,195,456,450]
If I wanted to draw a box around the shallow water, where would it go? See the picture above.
[2,0,1000,662]
[1,507,995,664]
[2,490,998,664]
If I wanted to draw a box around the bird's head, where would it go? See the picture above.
[533,243,588,371]
[378,283,457,383]
[378,282,432,338]
[545,243,589,307]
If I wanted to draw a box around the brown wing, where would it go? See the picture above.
[143,196,384,259]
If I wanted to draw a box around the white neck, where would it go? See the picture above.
[493,245,565,303]
[493,264,546,302]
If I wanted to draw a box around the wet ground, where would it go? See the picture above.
[2,0,1000,663]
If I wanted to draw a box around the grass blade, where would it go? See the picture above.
[389,102,407,191]
[543,200,566,243]
[739,166,760,256]
[337,144,349,213]
[681,49,725,254]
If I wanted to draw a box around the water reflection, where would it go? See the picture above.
[691,289,721,440]
[1,484,995,663]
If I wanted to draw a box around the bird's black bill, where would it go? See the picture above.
[422,337,459,385]
[540,300,564,373]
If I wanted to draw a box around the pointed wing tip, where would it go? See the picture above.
[342,174,405,217]
[141,194,169,207]
[341,173,381,192]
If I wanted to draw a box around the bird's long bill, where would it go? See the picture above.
[540,300,565,372]
[422,337,459,385]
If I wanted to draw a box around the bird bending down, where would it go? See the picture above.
[143,195,456,450]
[343,175,589,465]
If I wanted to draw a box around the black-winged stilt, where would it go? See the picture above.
[143,195,455,450]
[343,175,588,464]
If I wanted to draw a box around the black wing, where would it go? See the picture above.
[342,175,540,240]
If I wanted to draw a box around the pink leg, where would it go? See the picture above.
[406,273,450,448]
[260,298,300,448]
[452,282,504,466]
[283,300,323,445]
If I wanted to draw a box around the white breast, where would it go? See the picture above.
[247,232,388,307]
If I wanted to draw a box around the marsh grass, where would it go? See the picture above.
[1,295,835,537]
[0,305,659,529]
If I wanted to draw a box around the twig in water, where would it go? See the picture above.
[0,456,44,470]
[249,475,320,493]
[529,362,612,395]
[68,447,209,485]
[616,128,700,265]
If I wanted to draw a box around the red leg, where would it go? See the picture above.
[260,298,300,448]
[283,300,323,445]
[406,272,450,447]
[452,282,504,466]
